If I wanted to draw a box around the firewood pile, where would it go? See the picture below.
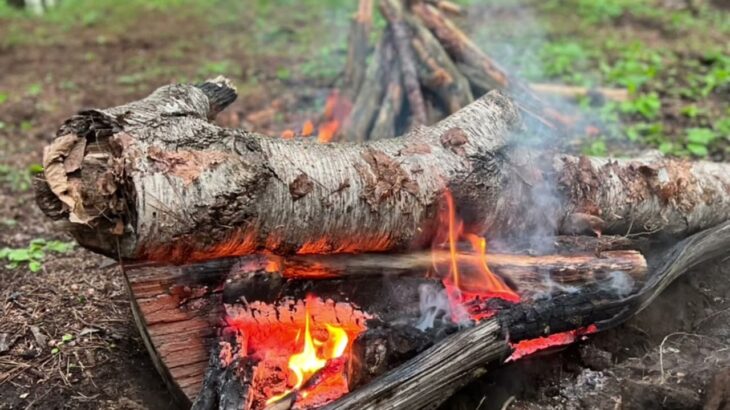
[32,1,730,409]
[336,0,582,142]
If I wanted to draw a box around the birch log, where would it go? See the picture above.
[35,78,730,261]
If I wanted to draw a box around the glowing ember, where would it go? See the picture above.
[506,324,598,362]
[266,298,347,404]
[226,296,369,408]
[433,190,520,316]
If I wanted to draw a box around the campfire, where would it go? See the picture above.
[33,0,730,409]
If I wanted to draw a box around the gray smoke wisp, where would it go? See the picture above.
[415,283,470,331]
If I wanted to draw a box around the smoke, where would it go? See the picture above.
[415,283,470,331]
[604,270,635,298]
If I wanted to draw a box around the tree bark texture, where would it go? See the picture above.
[35,79,730,262]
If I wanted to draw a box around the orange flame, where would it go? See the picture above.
[317,120,340,143]
[435,190,520,309]
[302,120,315,137]
[266,297,350,404]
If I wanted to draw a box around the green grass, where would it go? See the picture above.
[0,238,75,272]
[1,0,727,159]
[0,163,43,192]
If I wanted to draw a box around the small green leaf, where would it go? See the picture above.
[51,347,60,355]
[0,92,8,104]
[686,128,716,146]
[28,164,44,174]
[7,249,31,262]
[687,143,709,157]
[28,261,41,272]
[61,334,73,343]
[658,142,675,155]
[26,83,42,97]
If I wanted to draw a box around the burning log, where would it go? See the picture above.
[34,79,730,261]
[122,220,728,409]
[268,250,648,297]
[325,220,730,409]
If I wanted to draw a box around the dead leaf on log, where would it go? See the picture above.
[289,173,314,201]
[63,137,86,173]
[440,127,468,156]
[41,133,94,224]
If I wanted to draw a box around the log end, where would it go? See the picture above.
[196,76,238,120]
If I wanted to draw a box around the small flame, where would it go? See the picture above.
[266,297,350,404]
[302,120,315,137]
[434,190,520,316]
[317,120,340,143]
[281,129,295,139]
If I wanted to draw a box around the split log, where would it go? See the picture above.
[340,37,393,142]
[410,2,564,129]
[342,0,373,100]
[269,250,648,295]
[380,0,428,126]
[34,79,730,261]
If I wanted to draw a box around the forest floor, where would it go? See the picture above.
[0,0,728,409]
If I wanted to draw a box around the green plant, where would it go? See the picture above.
[539,42,590,80]
[26,83,43,96]
[0,239,74,272]
[626,122,664,143]
[0,163,42,192]
[715,117,730,138]
[620,92,661,120]
[602,43,662,93]
[685,127,716,157]
[51,333,75,354]
[0,91,8,104]
[583,139,607,156]
[680,105,704,119]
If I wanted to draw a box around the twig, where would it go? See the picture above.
[500,396,515,410]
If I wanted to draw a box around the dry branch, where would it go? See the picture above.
[343,0,373,99]
[380,0,428,126]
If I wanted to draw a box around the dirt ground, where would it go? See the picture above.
[0,1,728,409]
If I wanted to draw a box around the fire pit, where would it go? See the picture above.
[33,1,730,408]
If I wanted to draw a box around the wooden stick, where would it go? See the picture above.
[530,83,629,102]
[370,59,405,139]
[343,0,373,99]
[274,250,648,284]
[380,0,428,126]
[341,36,393,142]
[411,3,568,129]
[407,12,473,114]
[34,79,730,262]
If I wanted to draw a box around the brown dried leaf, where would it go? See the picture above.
[63,137,86,173]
